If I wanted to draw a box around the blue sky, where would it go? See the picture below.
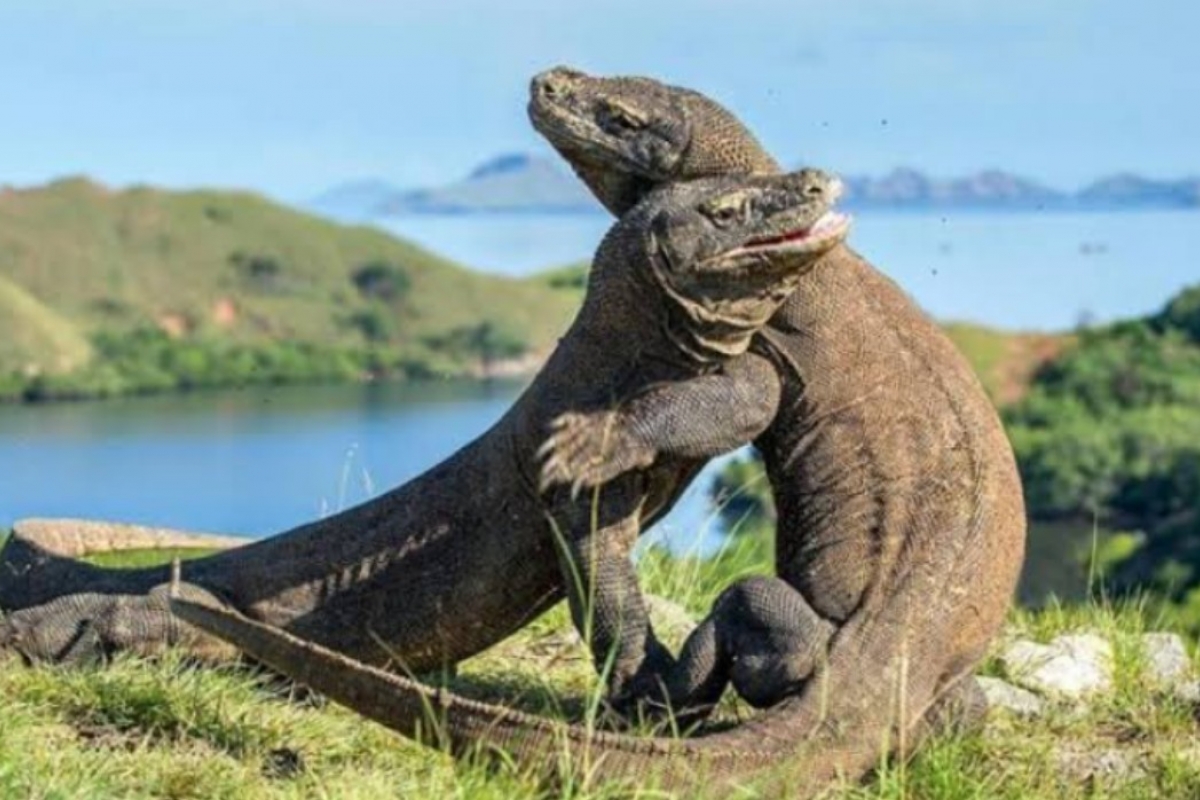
[0,0,1195,202]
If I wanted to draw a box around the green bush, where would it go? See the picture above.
[344,307,398,343]
[1154,284,1200,342]
[709,453,774,533]
[425,322,528,373]
[351,261,412,303]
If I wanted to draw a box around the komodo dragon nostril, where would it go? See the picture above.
[534,73,571,101]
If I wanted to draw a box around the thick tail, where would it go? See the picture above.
[171,597,917,798]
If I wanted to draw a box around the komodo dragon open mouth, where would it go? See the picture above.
[699,210,852,272]
[742,210,852,253]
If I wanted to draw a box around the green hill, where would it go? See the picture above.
[0,178,583,400]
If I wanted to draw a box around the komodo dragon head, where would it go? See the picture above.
[604,170,850,364]
[529,65,780,215]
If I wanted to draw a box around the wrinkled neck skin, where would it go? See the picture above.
[651,240,832,368]
[575,187,805,372]
[562,151,658,217]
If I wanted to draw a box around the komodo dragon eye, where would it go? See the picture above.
[700,194,751,229]
[598,101,648,134]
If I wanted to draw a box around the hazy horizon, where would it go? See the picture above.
[1,1,1195,204]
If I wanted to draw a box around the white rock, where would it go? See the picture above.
[1000,633,1113,698]
[1054,746,1144,785]
[1173,680,1200,704]
[1141,632,1193,686]
[977,676,1045,718]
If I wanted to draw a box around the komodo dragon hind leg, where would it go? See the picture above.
[908,675,990,746]
[0,582,241,666]
[646,575,835,728]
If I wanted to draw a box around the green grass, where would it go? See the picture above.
[1,538,1197,799]
[83,548,222,569]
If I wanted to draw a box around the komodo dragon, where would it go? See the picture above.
[0,169,845,709]
[172,70,1026,799]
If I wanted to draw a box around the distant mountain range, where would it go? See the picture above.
[310,154,1200,219]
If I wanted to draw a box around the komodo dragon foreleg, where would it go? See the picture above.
[541,353,783,495]
[543,354,806,715]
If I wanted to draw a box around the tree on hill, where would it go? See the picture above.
[351,261,413,304]
[1153,284,1200,343]
[425,321,528,377]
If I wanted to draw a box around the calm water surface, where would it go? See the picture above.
[0,379,729,552]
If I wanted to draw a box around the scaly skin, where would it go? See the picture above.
[168,69,1026,799]
[1,171,843,713]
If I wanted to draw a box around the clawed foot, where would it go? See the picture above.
[537,410,655,496]
[596,640,713,734]
[602,683,713,735]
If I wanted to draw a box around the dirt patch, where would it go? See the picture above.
[212,297,238,328]
[157,313,190,339]
[993,332,1072,405]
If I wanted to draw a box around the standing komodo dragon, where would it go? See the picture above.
[173,68,1026,799]
[1,169,844,713]
[529,63,1026,772]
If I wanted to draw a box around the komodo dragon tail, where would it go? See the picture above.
[172,596,922,798]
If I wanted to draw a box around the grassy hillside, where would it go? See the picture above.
[0,273,93,373]
[0,178,582,399]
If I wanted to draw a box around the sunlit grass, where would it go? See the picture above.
[2,531,1198,799]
